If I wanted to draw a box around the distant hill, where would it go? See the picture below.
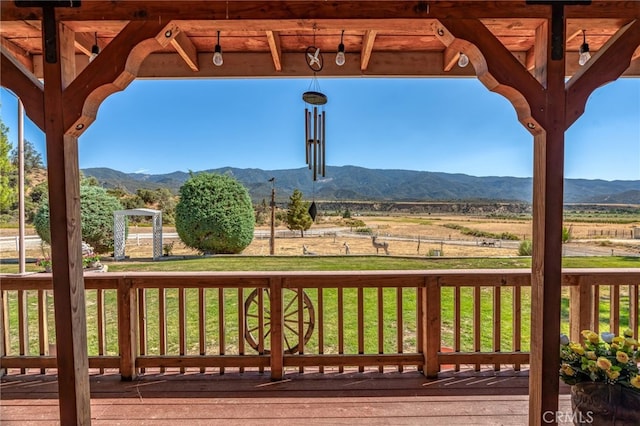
[81,166,640,204]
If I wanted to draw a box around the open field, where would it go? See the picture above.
[1,213,639,272]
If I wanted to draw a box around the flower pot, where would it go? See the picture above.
[571,382,640,425]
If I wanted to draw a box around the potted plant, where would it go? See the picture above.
[36,257,52,273]
[560,329,640,425]
[82,254,101,269]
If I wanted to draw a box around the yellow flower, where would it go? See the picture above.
[561,364,575,376]
[623,329,633,338]
[611,343,620,351]
[616,351,629,364]
[570,343,585,355]
[631,376,640,389]
[586,351,597,360]
[596,357,612,370]
[625,338,638,347]
[612,336,625,345]
[581,330,600,344]
[606,369,620,380]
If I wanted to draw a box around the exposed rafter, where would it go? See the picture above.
[360,30,377,71]
[266,30,282,71]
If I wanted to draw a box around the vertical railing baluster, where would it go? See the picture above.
[38,289,49,374]
[378,287,384,373]
[357,287,364,373]
[454,286,461,372]
[417,286,424,372]
[493,285,501,371]
[138,288,146,374]
[0,290,7,377]
[178,288,186,374]
[96,289,105,374]
[298,287,304,373]
[237,287,245,373]
[473,286,481,371]
[610,285,620,335]
[198,288,206,373]
[630,284,639,340]
[118,278,138,380]
[513,286,521,371]
[158,288,166,373]
[218,288,225,375]
[425,277,440,378]
[338,287,344,373]
[18,290,27,374]
[396,287,403,373]
[593,285,600,335]
[318,288,324,374]
[270,278,283,380]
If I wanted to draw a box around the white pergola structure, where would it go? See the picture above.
[113,208,162,260]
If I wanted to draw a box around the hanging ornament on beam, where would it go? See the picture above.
[303,34,327,182]
[303,90,327,182]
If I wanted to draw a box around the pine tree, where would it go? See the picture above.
[286,189,312,237]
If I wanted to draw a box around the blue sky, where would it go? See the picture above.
[1,77,638,181]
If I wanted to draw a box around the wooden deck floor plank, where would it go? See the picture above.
[1,371,573,425]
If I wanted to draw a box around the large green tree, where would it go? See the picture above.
[0,118,16,213]
[10,139,43,171]
[34,185,123,253]
[286,189,312,237]
[175,172,255,254]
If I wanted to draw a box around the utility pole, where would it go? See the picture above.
[269,178,275,255]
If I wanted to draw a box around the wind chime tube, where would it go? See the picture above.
[321,110,326,177]
[305,108,310,165]
[313,106,318,181]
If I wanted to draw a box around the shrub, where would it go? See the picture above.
[33,185,122,254]
[518,239,533,256]
[175,173,255,254]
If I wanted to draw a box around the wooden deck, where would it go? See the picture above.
[1,368,572,425]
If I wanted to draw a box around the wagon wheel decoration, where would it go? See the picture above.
[244,288,315,354]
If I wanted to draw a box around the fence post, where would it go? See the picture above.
[269,277,283,380]
[425,276,441,378]
[118,277,138,380]
[569,276,592,343]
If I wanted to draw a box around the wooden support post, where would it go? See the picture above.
[425,277,441,378]
[569,276,592,343]
[269,277,283,380]
[118,278,138,380]
[42,18,91,425]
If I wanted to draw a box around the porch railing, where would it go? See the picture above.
[1,269,638,380]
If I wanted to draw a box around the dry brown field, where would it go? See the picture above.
[2,213,639,261]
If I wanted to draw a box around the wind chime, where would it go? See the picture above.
[303,43,327,182]
[302,29,327,221]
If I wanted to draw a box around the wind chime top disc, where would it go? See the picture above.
[302,91,328,105]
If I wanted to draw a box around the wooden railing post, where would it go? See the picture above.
[269,277,283,380]
[569,276,592,343]
[425,276,441,378]
[118,278,138,380]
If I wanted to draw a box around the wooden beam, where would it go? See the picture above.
[3,1,639,22]
[0,36,32,71]
[433,19,545,134]
[266,30,282,71]
[529,16,565,426]
[63,20,169,135]
[42,20,90,425]
[0,45,44,130]
[360,30,377,71]
[443,46,459,72]
[565,19,640,129]
[74,31,96,57]
[156,22,200,72]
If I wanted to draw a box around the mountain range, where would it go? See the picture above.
[81,166,640,204]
